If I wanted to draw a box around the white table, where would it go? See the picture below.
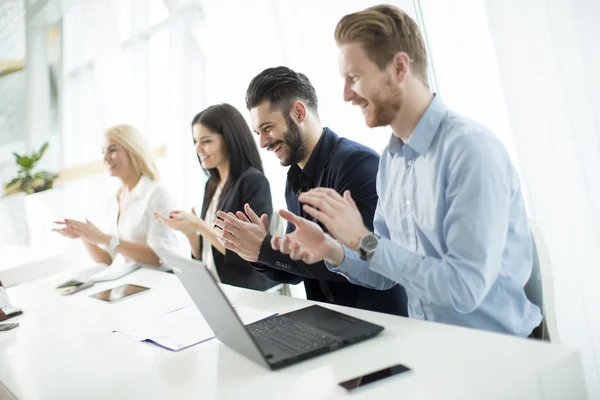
[0,268,588,400]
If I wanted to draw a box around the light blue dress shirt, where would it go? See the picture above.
[330,95,542,336]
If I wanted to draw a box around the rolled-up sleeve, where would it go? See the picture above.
[145,185,189,266]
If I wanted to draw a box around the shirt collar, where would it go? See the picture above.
[287,127,337,195]
[387,94,447,155]
[117,174,154,201]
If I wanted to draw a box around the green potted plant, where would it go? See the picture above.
[3,142,59,196]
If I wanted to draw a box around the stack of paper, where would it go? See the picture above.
[113,304,276,351]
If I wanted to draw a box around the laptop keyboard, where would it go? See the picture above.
[248,317,338,355]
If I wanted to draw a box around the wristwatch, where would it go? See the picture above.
[107,235,120,251]
[358,232,379,261]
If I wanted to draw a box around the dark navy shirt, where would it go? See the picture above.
[254,128,408,317]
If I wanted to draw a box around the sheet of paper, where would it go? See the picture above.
[113,305,276,351]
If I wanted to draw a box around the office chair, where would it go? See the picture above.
[525,217,560,342]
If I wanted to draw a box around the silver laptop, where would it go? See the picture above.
[165,253,384,370]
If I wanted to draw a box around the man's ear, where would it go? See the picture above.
[291,101,308,123]
[392,51,411,84]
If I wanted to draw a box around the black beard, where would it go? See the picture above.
[280,114,308,166]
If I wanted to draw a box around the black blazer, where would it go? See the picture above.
[253,128,408,317]
[197,167,277,291]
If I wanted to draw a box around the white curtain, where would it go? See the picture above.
[162,0,208,213]
[80,0,128,128]
[484,0,600,396]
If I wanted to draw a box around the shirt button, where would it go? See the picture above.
[406,199,411,206]
[407,160,413,166]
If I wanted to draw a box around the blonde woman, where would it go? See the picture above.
[53,124,185,269]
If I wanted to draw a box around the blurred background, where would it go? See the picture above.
[0,0,599,396]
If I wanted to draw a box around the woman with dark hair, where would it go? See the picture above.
[156,104,276,290]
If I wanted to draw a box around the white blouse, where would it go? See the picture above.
[201,186,222,282]
[104,175,188,269]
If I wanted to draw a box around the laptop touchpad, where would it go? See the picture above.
[318,317,359,336]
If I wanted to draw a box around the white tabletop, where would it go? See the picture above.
[0,268,588,400]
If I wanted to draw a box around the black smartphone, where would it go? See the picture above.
[60,281,95,296]
[56,279,85,289]
[338,364,412,391]
[0,323,19,331]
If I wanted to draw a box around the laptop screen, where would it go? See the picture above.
[166,253,269,368]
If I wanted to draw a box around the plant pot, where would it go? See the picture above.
[0,192,30,246]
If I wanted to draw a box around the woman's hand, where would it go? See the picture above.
[62,218,110,246]
[52,221,80,239]
[155,207,206,235]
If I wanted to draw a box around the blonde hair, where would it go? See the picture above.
[335,5,429,85]
[104,124,160,180]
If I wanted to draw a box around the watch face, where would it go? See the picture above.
[362,235,378,251]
